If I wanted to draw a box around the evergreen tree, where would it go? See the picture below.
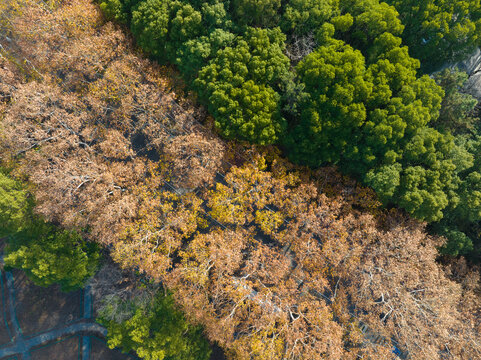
[432,68,478,134]
[385,0,481,72]
[194,27,290,144]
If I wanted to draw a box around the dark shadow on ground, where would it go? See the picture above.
[210,343,227,360]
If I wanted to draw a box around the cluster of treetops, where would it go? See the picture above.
[0,169,212,360]
[97,0,481,260]
[2,0,481,358]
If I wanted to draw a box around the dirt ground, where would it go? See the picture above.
[30,335,79,360]
[0,263,139,359]
[12,269,82,336]
[0,274,11,345]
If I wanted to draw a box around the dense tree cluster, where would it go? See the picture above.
[427,69,481,258]
[93,0,481,257]
[2,0,481,359]
[385,0,481,73]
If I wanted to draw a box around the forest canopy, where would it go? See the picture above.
[92,0,481,258]
[2,0,481,359]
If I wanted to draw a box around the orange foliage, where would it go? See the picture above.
[1,1,481,359]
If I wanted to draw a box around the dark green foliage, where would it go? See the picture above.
[99,0,128,23]
[419,68,481,257]
[286,19,449,222]
[365,128,459,222]
[438,227,474,257]
[282,0,338,35]
[130,0,172,59]
[199,0,232,31]
[282,1,464,222]
[201,79,284,144]
[432,69,478,134]
[169,3,203,44]
[98,292,211,360]
[175,28,235,80]
[459,171,481,221]
[396,128,458,221]
[97,0,141,24]
[232,0,281,27]
[436,137,481,257]
[286,36,371,165]
[286,10,444,170]
[336,0,404,61]
[385,0,481,73]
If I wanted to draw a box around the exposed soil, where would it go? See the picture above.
[12,269,82,336]
[0,273,11,344]
[30,335,79,360]
[0,264,138,359]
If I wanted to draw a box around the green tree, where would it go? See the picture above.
[287,14,451,222]
[438,228,474,257]
[421,135,481,257]
[432,68,478,134]
[385,0,481,73]
[0,171,31,237]
[170,3,203,43]
[194,27,290,144]
[1,171,100,281]
[131,0,172,59]
[175,28,236,80]
[336,0,404,61]
[200,0,233,31]
[232,0,281,27]
[97,0,141,24]
[459,172,481,221]
[99,292,211,360]
[130,0,203,62]
[4,222,99,291]
[287,26,443,173]
[282,0,338,35]
[286,36,371,165]
[98,0,128,23]
[365,163,402,203]
[418,69,481,255]
[366,128,459,222]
